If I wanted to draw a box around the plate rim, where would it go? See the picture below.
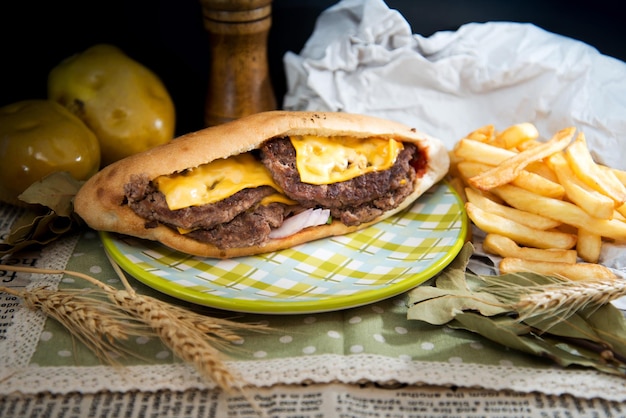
[101,182,468,314]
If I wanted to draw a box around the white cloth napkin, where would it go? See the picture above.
[283,0,626,171]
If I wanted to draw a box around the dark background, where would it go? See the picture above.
[1,0,624,136]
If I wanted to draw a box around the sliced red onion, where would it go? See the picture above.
[269,208,331,239]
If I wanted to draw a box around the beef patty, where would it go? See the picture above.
[260,137,419,226]
[124,175,289,249]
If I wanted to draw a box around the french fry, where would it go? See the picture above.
[455,162,505,203]
[510,170,565,199]
[576,228,602,264]
[499,257,617,281]
[453,138,516,165]
[465,188,560,230]
[600,165,626,218]
[525,161,559,183]
[468,127,575,191]
[491,184,626,241]
[547,152,615,220]
[465,202,577,250]
[555,223,578,235]
[465,124,495,142]
[483,234,577,263]
[458,161,564,199]
[515,139,543,151]
[565,132,626,206]
[456,160,492,180]
[493,122,539,149]
[614,209,626,223]
[609,165,626,186]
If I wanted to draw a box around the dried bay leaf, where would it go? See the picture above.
[450,313,534,353]
[407,241,626,377]
[408,242,508,323]
[18,171,83,217]
[3,209,44,243]
[0,172,83,255]
[577,303,626,360]
[407,288,507,325]
[450,313,625,376]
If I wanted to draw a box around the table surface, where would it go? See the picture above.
[1,201,625,418]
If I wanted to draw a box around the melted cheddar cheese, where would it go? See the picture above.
[155,153,284,210]
[154,135,404,211]
[290,135,403,185]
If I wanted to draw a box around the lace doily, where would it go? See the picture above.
[3,355,625,401]
[1,234,80,370]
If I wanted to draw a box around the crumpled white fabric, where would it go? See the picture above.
[283,0,626,171]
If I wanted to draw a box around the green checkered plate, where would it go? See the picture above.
[101,182,467,314]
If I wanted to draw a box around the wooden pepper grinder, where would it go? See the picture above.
[200,0,277,127]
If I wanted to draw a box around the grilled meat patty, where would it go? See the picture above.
[260,137,419,226]
[124,176,289,249]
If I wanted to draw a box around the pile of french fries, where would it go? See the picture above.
[449,122,626,281]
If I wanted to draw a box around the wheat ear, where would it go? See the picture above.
[104,251,271,341]
[514,278,626,320]
[163,303,268,348]
[103,255,251,393]
[0,285,135,362]
[0,264,267,394]
[482,274,626,322]
[111,289,243,392]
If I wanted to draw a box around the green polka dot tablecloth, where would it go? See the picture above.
[1,208,625,400]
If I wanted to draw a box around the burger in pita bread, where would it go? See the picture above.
[74,111,450,258]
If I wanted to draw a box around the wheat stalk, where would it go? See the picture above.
[0,285,139,363]
[164,303,269,346]
[490,275,626,368]
[0,263,269,396]
[482,274,626,322]
[518,280,626,310]
[515,279,626,318]
[26,288,129,340]
[110,290,243,393]
[101,256,257,394]
[1,267,267,416]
